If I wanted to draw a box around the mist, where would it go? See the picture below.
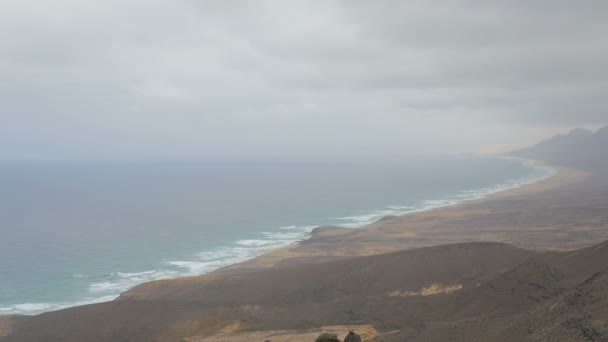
[1,0,607,160]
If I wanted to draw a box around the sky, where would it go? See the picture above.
[1,0,607,160]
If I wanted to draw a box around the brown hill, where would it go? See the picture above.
[3,240,608,341]
[119,242,534,304]
[414,239,608,341]
[0,242,535,342]
[509,125,608,171]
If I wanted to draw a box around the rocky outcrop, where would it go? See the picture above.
[314,332,340,342]
[343,331,362,342]
[313,330,361,342]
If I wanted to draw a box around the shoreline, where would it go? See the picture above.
[213,160,588,274]
[1,158,583,316]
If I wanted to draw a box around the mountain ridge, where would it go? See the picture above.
[508,125,608,170]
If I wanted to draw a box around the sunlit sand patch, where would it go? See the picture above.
[0,316,16,337]
[187,325,379,342]
[388,283,463,297]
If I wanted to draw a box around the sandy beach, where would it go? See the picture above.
[213,163,593,274]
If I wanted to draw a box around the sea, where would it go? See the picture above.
[0,155,555,315]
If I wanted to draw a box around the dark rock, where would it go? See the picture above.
[315,332,341,342]
[344,331,362,342]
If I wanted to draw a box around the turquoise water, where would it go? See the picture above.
[0,155,554,315]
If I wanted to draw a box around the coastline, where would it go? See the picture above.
[0,158,585,316]
[212,160,587,274]
[5,157,607,341]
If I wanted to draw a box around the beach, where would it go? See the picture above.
[211,163,591,275]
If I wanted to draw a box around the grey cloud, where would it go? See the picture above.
[0,0,607,160]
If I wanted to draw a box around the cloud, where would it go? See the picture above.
[0,0,606,159]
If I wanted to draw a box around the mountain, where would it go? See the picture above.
[3,240,608,341]
[508,125,608,170]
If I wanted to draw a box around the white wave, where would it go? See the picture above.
[279,224,317,231]
[116,270,157,278]
[3,294,120,315]
[168,245,272,275]
[13,303,56,312]
[195,247,254,262]
[331,157,556,228]
[334,213,381,222]
[235,239,277,247]
[296,225,318,231]
[196,250,234,261]
[88,281,129,293]
[164,226,312,279]
[88,269,178,295]
[166,260,221,275]
[387,205,414,210]
[261,231,304,239]
[332,212,390,227]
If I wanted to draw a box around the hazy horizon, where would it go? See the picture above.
[3,2,608,341]
[1,1,607,161]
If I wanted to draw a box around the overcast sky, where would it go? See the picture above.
[1,0,607,160]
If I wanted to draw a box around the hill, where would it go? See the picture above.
[509,125,608,170]
[0,242,536,341]
[3,240,608,341]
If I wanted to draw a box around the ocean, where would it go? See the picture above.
[0,155,555,315]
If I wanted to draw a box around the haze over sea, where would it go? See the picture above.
[0,155,554,315]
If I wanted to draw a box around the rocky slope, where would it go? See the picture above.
[3,240,608,341]
[509,125,608,171]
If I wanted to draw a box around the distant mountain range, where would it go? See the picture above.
[508,125,608,170]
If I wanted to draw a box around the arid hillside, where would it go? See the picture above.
[2,238,608,341]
